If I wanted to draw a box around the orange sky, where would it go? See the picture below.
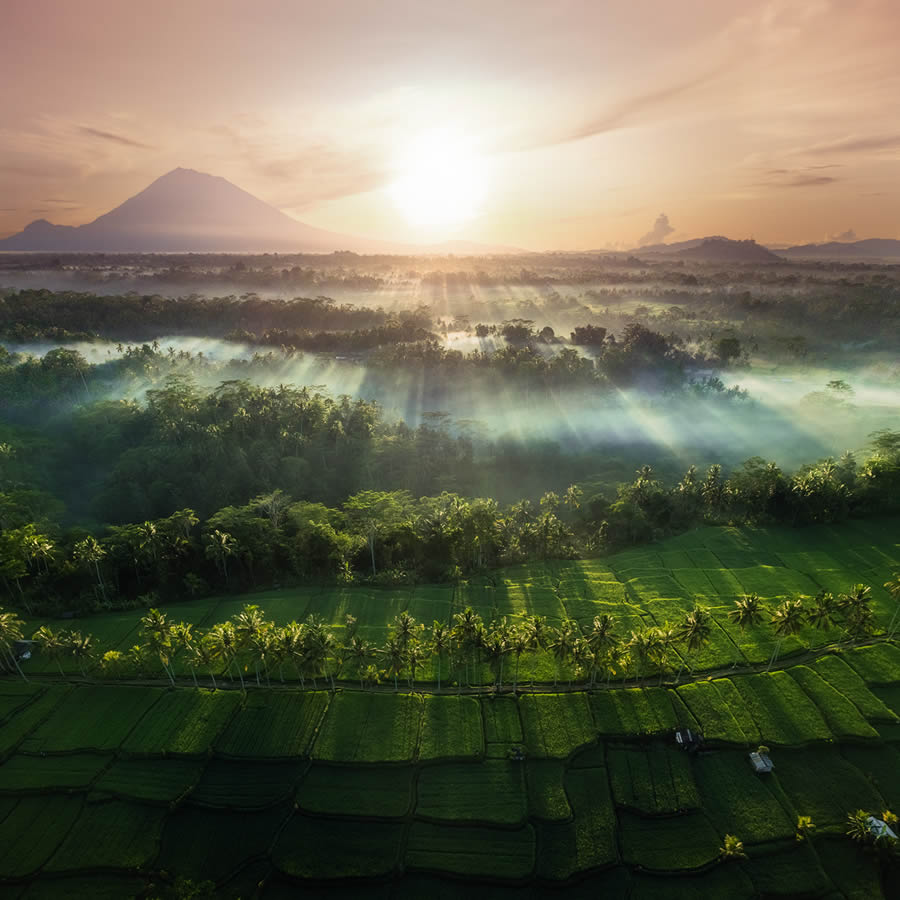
[2,0,898,249]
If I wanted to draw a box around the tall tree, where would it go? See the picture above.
[769,598,805,670]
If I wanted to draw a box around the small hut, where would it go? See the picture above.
[674,727,703,753]
[749,750,773,773]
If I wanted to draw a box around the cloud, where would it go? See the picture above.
[831,228,857,241]
[804,133,900,156]
[211,122,386,209]
[501,66,725,154]
[76,126,155,150]
[757,168,839,189]
[638,213,675,246]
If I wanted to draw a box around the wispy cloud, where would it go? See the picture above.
[757,167,839,189]
[803,133,900,156]
[76,125,155,150]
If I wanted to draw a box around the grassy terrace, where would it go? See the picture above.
[2,518,899,896]
[18,517,900,685]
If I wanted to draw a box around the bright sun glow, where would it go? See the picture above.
[389,130,488,228]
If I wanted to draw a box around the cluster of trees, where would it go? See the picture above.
[594,437,900,547]
[2,421,899,614]
[0,488,581,615]
[4,574,897,687]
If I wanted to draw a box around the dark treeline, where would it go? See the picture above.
[0,289,428,342]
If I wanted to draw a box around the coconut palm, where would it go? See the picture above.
[569,637,591,688]
[430,621,450,691]
[66,631,94,677]
[233,604,269,686]
[729,594,764,630]
[508,627,530,694]
[346,635,375,689]
[0,608,26,681]
[719,834,747,860]
[807,591,839,632]
[391,611,419,648]
[208,621,244,689]
[846,809,873,844]
[140,608,176,684]
[838,584,873,638]
[796,815,815,842]
[405,641,429,690]
[652,626,679,686]
[676,606,712,681]
[884,573,900,638]
[549,619,578,688]
[605,643,628,686]
[72,536,107,603]
[523,614,549,688]
[584,614,618,687]
[768,598,805,670]
[384,637,406,691]
[204,529,237,581]
[451,607,481,688]
[32,625,66,678]
[281,622,308,686]
[187,637,218,690]
[481,627,509,692]
[627,628,655,686]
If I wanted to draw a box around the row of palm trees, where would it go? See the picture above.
[3,573,895,690]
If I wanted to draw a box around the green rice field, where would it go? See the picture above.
[2,519,899,896]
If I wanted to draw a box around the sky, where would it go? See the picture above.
[2,0,899,249]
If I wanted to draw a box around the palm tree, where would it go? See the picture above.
[584,614,617,688]
[627,628,655,686]
[346,635,375,689]
[846,809,873,844]
[839,584,873,638]
[0,608,27,681]
[569,637,591,688]
[140,608,175,684]
[72,536,107,603]
[233,604,268,686]
[508,627,529,694]
[384,637,406,691]
[451,607,481,689]
[405,641,429,690]
[391,611,419,648]
[482,628,509,692]
[32,625,66,678]
[796,815,815,842]
[549,620,577,688]
[605,643,628,686]
[281,622,307,686]
[676,606,712,681]
[884,574,900,638]
[729,594,764,630]
[204,529,237,582]
[67,631,94,677]
[652,626,679,686]
[208,621,244,688]
[430,621,450,691]
[188,638,218,690]
[719,834,747,860]
[523,614,549,688]
[768,598,805,670]
[807,591,839,632]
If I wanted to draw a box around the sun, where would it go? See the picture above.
[389,129,488,229]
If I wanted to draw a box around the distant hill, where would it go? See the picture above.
[775,238,900,260]
[634,236,782,263]
[0,168,519,255]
